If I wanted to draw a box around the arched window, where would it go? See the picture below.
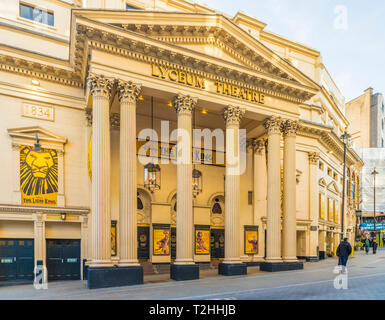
[137,192,144,210]
[211,198,222,214]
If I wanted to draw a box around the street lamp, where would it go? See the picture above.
[340,131,351,239]
[371,167,379,238]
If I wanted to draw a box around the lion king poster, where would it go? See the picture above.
[153,227,170,255]
[20,145,58,206]
[195,229,210,255]
[244,226,258,255]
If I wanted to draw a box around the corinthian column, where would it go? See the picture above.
[218,105,247,276]
[252,138,267,262]
[282,120,299,262]
[88,74,114,268]
[117,80,141,266]
[171,94,199,281]
[262,116,283,265]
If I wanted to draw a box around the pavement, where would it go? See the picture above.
[1,249,385,300]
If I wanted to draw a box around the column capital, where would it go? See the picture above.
[117,79,141,103]
[281,119,300,137]
[222,105,245,126]
[87,73,114,98]
[251,138,266,155]
[263,116,283,135]
[173,94,197,115]
[308,152,320,165]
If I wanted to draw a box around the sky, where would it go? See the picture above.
[201,0,385,102]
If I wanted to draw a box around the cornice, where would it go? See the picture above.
[298,119,363,168]
[0,204,89,215]
[74,19,315,103]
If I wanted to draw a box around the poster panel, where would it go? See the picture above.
[20,145,58,206]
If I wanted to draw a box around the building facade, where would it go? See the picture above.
[0,0,363,288]
[346,88,385,148]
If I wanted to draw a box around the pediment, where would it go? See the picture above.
[8,126,67,150]
[319,178,327,187]
[327,181,340,195]
[71,10,319,103]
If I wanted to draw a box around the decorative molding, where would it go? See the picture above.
[308,152,320,165]
[110,113,120,130]
[173,93,197,114]
[251,138,265,155]
[263,116,283,135]
[281,119,299,136]
[87,73,114,98]
[117,79,142,103]
[222,105,245,126]
[0,204,89,215]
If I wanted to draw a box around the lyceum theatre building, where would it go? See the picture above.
[0,0,362,288]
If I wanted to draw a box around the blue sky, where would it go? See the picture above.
[202,0,385,102]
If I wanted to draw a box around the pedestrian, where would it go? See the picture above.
[364,238,370,255]
[373,239,378,254]
[336,238,352,273]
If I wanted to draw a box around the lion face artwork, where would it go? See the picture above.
[20,146,58,206]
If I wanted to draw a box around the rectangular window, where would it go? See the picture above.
[327,197,333,222]
[327,168,332,177]
[319,193,325,219]
[248,191,253,205]
[19,3,54,26]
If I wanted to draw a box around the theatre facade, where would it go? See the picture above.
[0,0,363,288]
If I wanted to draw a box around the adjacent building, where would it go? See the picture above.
[0,0,363,288]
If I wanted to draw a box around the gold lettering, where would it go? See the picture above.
[152,64,160,77]
[169,69,178,81]
[159,65,168,79]
[231,85,239,97]
[223,83,231,95]
[178,71,187,84]
[186,73,194,86]
[196,76,205,89]
[252,91,259,103]
[260,93,265,104]
[239,88,247,100]
[216,81,223,93]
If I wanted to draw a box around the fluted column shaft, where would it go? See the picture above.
[252,139,267,261]
[173,94,197,265]
[88,74,113,267]
[309,152,320,258]
[263,116,283,262]
[118,80,141,266]
[282,120,299,261]
[223,106,245,264]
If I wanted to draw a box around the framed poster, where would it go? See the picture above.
[195,225,210,255]
[153,224,170,256]
[20,145,58,206]
[244,225,258,255]
[111,220,117,256]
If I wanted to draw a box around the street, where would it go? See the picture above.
[0,250,384,300]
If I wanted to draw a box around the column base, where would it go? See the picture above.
[218,263,247,276]
[260,261,303,272]
[297,256,319,262]
[87,266,143,289]
[170,264,199,281]
[246,261,261,267]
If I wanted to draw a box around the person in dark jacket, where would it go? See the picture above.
[373,239,378,254]
[336,238,352,273]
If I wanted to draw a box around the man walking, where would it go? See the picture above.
[373,239,378,254]
[337,238,352,273]
[364,238,370,254]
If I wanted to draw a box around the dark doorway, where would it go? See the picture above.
[137,226,150,260]
[210,228,225,259]
[0,239,34,281]
[46,239,81,281]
